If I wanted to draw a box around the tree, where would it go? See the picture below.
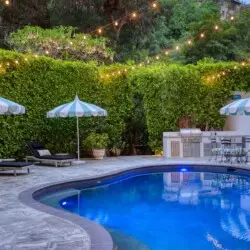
[181,8,250,63]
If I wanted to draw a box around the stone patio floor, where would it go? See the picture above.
[1,156,250,250]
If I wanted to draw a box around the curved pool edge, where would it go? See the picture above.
[18,162,250,250]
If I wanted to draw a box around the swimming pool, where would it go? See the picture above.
[38,168,250,250]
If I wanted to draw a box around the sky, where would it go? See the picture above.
[242,0,250,3]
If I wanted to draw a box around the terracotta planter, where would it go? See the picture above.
[92,149,105,160]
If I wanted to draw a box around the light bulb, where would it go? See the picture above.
[156,56,159,60]
[132,12,137,18]
[98,28,103,34]
[45,50,49,55]
[114,21,119,26]
[187,40,192,45]
[230,16,234,21]
[241,62,246,66]
[83,35,87,39]
[118,71,121,74]
[152,2,157,8]
[5,0,10,5]
[176,46,179,51]
[24,58,28,61]
[200,33,205,38]
[214,25,219,30]
[15,60,19,64]
[165,51,169,55]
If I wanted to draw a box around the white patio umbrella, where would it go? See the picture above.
[47,95,107,160]
[0,96,25,115]
[220,98,250,116]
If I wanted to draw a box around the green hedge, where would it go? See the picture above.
[0,49,132,157]
[0,49,250,156]
[128,61,250,152]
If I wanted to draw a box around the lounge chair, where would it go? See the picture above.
[0,161,32,176]
[26,141,75,167]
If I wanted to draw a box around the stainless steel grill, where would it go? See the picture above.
[180,129,202,143]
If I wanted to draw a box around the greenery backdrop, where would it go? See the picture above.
[0,49,250,157]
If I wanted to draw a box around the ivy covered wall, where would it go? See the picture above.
[0,49,249,156]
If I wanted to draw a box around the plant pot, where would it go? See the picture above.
[92,149,105,160]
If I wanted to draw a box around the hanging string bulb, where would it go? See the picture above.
[114,21,119,27]
[200,33,205,38]
[15,60,19,64]
[175,46,179,51]
[98,28,103,35]
[5,0,10,5]
[187,40,192,45]
[152,2,157,8]
[131,12,137,19]
[165,51,169,55]
[45,50,49,55]
[214,25,219,31]
[230,16,234,21]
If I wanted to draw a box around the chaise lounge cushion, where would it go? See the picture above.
[38,155,74,160]
[0,162,32,168]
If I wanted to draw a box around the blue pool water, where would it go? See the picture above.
[40,171,250,250]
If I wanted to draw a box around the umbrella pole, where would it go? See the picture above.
[77,116,80,160]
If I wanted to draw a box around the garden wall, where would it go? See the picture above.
[0,49,250,156]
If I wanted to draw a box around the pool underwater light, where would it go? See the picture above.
[180,168,187,172]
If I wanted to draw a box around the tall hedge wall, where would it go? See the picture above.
[0,50,132,157]
[128,61,250,151]
[0,49,250,156]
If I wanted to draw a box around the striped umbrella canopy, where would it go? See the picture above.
[0,96,25,115]
[220,98,250,116]
[47,95,107,160]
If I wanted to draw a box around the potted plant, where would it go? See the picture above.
[83,133,109,160]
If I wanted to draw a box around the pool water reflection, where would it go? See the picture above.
[40,171,250,250]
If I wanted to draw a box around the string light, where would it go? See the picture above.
[152,2,157,8]
[132,12,137,18]
[214,25,219,30]
[6,62,10,66]
[5,0,10,5]
[230,16,234,21]
[70,41,73,45]
[34,54,38,58]
[45,50,49,55]
[241,62,246,66]
[165,51,169,55]
[200,33,205,38]
[24,58,28,61]
[15,60,19,64]
[156,56,160,60]
[175,46,179,51]
[98,28,103,34]
[114,21,119,27]
[83,35,87,39]
[187,40,192,45]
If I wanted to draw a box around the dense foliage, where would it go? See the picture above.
[1,49,250,156]
[1,0,249,63]
[0,49,132,157]
[8,26,114,63]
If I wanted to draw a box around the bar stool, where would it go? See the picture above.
[220,138,232,163]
